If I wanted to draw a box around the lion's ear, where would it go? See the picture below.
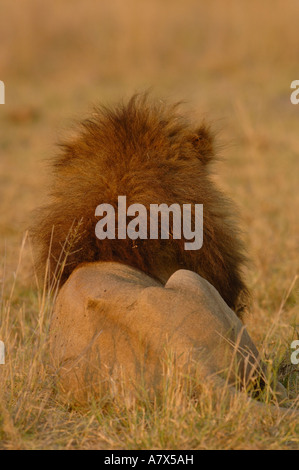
[191,123,215,165]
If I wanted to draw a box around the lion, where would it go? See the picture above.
[30,94,287,405]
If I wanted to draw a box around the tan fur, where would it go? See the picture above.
[50,263,261,404]
[30,94,249,318]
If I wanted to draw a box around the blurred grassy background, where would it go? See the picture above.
[0,0,298,449]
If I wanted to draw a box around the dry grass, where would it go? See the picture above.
[0,0,298,449]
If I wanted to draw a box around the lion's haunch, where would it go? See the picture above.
[50,262,261,404]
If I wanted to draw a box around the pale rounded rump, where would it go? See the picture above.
[50,262,265,404]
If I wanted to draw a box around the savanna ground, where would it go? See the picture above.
[0,0,298,450]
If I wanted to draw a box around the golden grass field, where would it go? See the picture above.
[0,0,298,450]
